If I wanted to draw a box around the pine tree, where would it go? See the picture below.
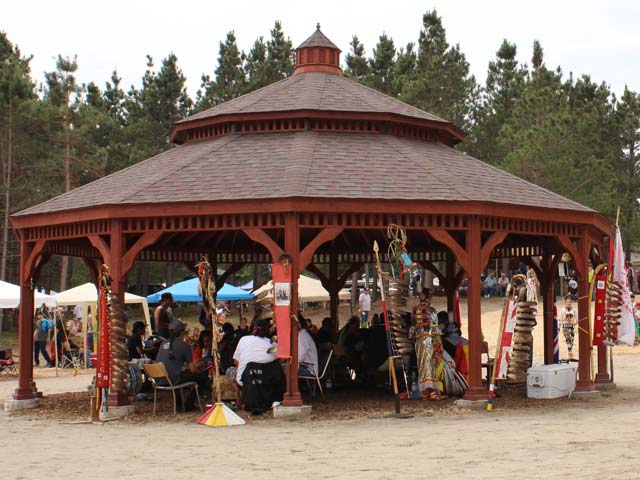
[244,37,268,90]
[466,39,526,164]
[615,87,640,249]
[198,31,246,109]
[401,10,477,129]
[393,42,417,94]
[265,21,293,83]
[0,32,35,284]
[344,35,369,80]
[367,33,397,95]
[127,53,192,162]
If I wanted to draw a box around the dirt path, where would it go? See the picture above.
[1,352,638,480]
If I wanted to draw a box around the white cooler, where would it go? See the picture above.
[526,363,577,399]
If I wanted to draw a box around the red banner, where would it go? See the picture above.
[95,287,111,388]
[593,272,607,347]
[272,262,291,359]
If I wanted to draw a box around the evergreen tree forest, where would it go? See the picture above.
[1,12,639,291]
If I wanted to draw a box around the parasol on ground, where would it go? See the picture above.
[197,403,245,427]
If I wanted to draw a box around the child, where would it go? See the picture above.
[559,295,576,359]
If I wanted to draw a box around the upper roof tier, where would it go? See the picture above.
[170,25,463,145]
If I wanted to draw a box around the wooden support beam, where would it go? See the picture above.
[215,262,245,291]
[418,259,446,284]
[480,230,508,269]
[299,226,343,274]
[306,263,330,290]
[88,235,110,263]
[82,257,100,285]
[428,229,469,272]
[122,231,164,275]
[338,262,365,290]
[556,235,585,278]
[242,227,283,260]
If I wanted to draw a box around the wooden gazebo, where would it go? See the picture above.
[11,25,612,407]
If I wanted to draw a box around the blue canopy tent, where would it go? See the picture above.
[147,277,254,303]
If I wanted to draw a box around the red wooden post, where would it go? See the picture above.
[541,249,556,365]
[14,239,37,400]
[445,253,455,314]
[282,213,302,406]
[463,216,485,400]
[576,235,596,392]
[108,219,130,406]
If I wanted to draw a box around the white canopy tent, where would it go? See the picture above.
[0,280,57,309]
[55,283,152,368]
[253,275,351,302]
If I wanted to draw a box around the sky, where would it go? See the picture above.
[3,0,639,98]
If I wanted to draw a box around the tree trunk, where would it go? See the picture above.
[59,127,72,291]
[0,95,12,283]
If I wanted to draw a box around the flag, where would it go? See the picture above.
[613,227,635,345]
[552,303,560,363]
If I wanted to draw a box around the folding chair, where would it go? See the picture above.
[299,349,333,400]
[143,362,203,415]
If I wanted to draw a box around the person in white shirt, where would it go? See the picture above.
[358,288,371,328]
[232,319,277,386]
[298,319,318,376]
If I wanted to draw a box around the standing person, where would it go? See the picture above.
[413,291,445,399]
[358,288,371,328]
[497,272,509,296]
[33,312,52,367]
[153,292,174,339]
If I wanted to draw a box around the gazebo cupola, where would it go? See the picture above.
[294,23,342,75]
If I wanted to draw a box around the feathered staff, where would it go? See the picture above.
[196,256,245,427]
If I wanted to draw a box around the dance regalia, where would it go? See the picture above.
[413,301,444,395]
[560,306,576,358]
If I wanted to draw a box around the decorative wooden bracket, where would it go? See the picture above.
[22,239,47,283]
[242,227,283,260]
[33,252,52,281]
[556,235,585,278]
[88,235,110,263]
[480,231,508,269]
[520,256,543,278]
[299,226,343,274]
[82,257,100,285]
[215,262,245,291]
[122,231,164,275]
[338,262,364,290]
[418,260,446,284]
[306,264,330,290]
[428,229,469,272]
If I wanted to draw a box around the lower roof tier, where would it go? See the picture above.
[16,131,592,218]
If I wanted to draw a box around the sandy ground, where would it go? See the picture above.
[1,297,640,479]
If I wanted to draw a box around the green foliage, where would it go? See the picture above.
[344,35,369,80]
[366,33,397,95]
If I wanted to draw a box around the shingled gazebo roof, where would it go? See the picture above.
[13,25,603,230]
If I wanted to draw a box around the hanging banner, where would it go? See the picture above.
[95,286,110,388]
[593,272,607,347]
[272,262,291,359]
[553,303,560,363]
[495,299,517,380]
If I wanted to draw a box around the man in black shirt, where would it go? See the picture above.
[127,321,146,360]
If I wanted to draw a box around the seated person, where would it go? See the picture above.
[218,323,236,373]
[234,317,250,346]
[127,321,146,360]
[298,317,319,377]
[233,319,283,413]
[193,330,213,361]
[315,317,334,346]
[156,320,210,411]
